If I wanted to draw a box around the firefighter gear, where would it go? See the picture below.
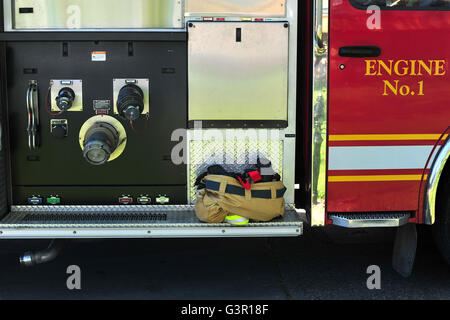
[195,174,287,224]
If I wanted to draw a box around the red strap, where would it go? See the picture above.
[236,176,251,190]
[248,171,262,183]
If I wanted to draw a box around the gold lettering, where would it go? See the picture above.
[434,60,446,76]
[366,59,447,77]
[383,80,399,96]
[410,60,417,76]
[394,60,409,76]
[399,85,410,96]
[365,60,377,76]
[417,60,433,76]
[378,60,393,76]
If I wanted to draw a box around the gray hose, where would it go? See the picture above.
[19,240,65,267]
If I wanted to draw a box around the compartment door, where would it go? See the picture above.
[188,22,289,128]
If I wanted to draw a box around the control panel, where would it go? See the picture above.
[7,40,187,205]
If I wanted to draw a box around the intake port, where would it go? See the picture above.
[55,87,76,111]
[116,84,144,121]
[79,115,127,166]
[82,122,119,166]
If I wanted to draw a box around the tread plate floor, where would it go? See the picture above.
[0,206,303,239]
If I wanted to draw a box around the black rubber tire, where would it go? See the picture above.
[432,174,450,265]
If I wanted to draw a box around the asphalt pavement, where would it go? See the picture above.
[0,225,448,300]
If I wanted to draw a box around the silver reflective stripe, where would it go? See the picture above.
[329,146,436,170]
[225,217,249,225]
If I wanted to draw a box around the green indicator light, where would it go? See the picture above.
[47,197,61,205]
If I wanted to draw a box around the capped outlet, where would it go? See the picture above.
[113,79,150,119]
[51,80,83,112]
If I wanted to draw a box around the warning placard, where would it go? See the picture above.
[91,51,107,62]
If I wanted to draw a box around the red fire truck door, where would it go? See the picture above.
[328,0,450,216]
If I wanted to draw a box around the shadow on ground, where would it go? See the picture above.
[0,225,448,299]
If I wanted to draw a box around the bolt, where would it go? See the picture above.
[339,64,345,70]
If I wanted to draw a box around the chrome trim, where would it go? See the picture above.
[185,0,286,17]
[314,0,326,56]
[311,0,328,226]
[283,0,298,203]
[185,17,289,22]
[3,0,13,31]
[424,135,450,225]
[329,213,410,228]
[0,226,302,239]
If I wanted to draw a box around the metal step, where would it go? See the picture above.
[329,212,411,228]
[0,205,303,239]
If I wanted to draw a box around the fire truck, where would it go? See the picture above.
[0,0,448,276]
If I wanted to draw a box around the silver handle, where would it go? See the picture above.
[26,80,39,150]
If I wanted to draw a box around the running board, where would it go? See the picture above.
[0,205,303,239]
[329,212,411,228]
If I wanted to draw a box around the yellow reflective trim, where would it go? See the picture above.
[329,134,448,141]
[329,175,427,182]
[225,215,249,225]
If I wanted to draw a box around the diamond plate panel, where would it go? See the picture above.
[189,137,284,202]
[0,206,301,229]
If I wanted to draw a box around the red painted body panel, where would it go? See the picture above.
[328,180,422,212]
[327,0,450,220]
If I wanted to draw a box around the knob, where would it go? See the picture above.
[116,84,144,121]
[55,87,76,111]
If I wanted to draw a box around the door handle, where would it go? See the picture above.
[26,80,40,150]
[339,46,381,58]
